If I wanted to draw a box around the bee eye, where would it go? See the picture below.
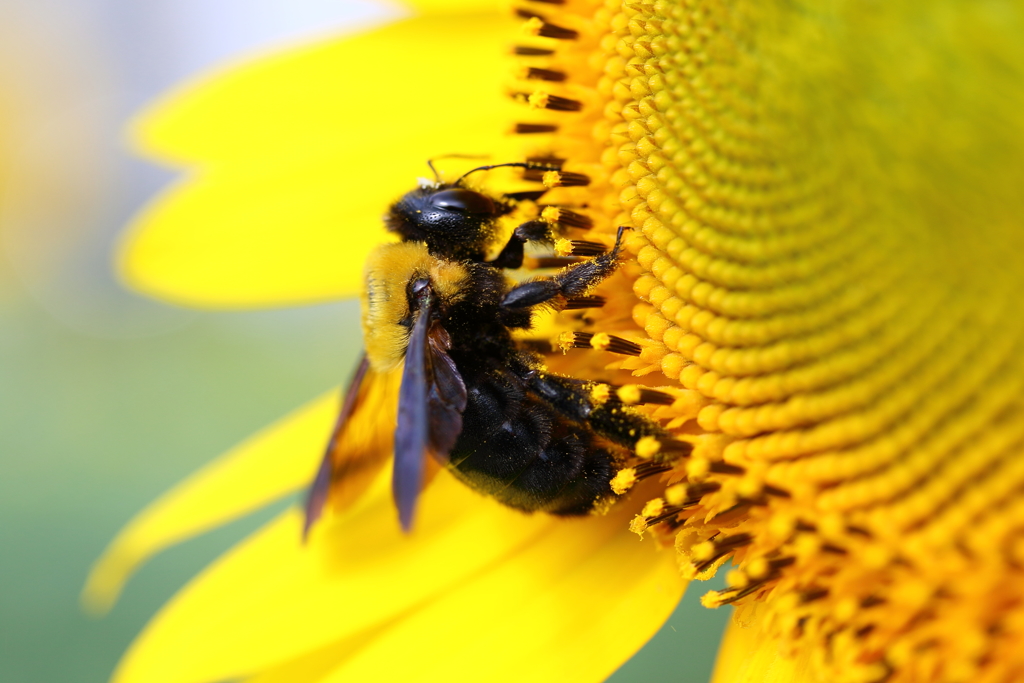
[429,189,496,214]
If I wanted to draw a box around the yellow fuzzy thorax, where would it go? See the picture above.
[362,241,469,372]
[512,1,1024,681]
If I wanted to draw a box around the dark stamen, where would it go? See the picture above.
[564,331,643,356]
[540,94,582,111]
[544,170,590,186]
[515,8,544,20]
[514,123,558,134]
[564,295,606,310]
[564,240,607,256]
[535,21,578,40]
[529,256,580,269]
[658,439,693,455]
[708,461,746,475]
[526,67,567,82]
[715,533,753,551]
[800,588,830,603]
[601,335,643,356]
[715,581,768,604]
[504,189,548,202]
[566,331,595,348]
[633,461,673,479]
[763,484,792,498]
[514,46,555,56]
[769,556,796,571]
[693,533,754,573]
[614,385,675,405]
[540,207,592,229]
[644,505,684,526]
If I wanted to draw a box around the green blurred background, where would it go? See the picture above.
[0,2,729,682]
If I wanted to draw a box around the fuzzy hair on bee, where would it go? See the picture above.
[304,161,679,533]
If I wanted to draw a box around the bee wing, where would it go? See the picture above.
[394,290,468,531]
[425,326,468,463]
[303,354,400,538]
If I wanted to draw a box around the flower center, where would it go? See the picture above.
[512,1,1024,681]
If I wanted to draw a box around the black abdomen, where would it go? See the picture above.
[445,366,617,515]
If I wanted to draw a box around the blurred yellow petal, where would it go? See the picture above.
[130,14,518,166]
[319,505,682,683]
[118,168,393,307]
[112,471,684,683]
[83,392,338,613]
[711,614,807,683]
[119,13,522,308]
[399,0,502,15]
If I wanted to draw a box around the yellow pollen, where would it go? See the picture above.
[793,534,822,561]
[767,513,797,541]
[663,483,687,507]
[628,515,648,537]
[640,498,664,518]
[520,16,544,37]
[555,331,574,354]
[685,457,710,480]
[553,238,574,257]
[834,596,859,623]
[590,383,611,403]
[589,332,612,350]
[527,91,550,109]
[745,557,770,580]
[860,543,893,570]
[700,592,728,609]
[817,512,846,542]
[541,170,562,188]
[634,435,661,459]
[725,569,749,589]
[616,384,643,405]
[540,206,562,224]
[692,541,716,563]
[735,476,764,499]
[610,468,637,495]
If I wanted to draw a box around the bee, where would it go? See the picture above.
[304,161,675,532]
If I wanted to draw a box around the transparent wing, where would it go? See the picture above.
[303,354,400,537]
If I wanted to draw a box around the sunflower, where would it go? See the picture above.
[87,1,1024,682]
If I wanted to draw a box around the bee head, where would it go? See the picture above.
[384,183,513,261]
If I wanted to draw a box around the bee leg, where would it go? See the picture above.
[587,402,672,450]
[500,226,629,309]
[523,370,683,458]
[489,220,551,269]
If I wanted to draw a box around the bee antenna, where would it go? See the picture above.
[426,159,442,183]
[456,161,563,185]
[426,154,491,183]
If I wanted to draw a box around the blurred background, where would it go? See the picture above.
[0,1,729,681]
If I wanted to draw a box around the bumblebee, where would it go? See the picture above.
[305,162,672,532]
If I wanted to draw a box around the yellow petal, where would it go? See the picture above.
[400,0,504,15]
[82,392,338,613]
[317,503,683,683]
[117,167,393,307]
[129,14,518,166]
[112,471,683,683]
[711,611,810,683]
[120,13,522,308]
